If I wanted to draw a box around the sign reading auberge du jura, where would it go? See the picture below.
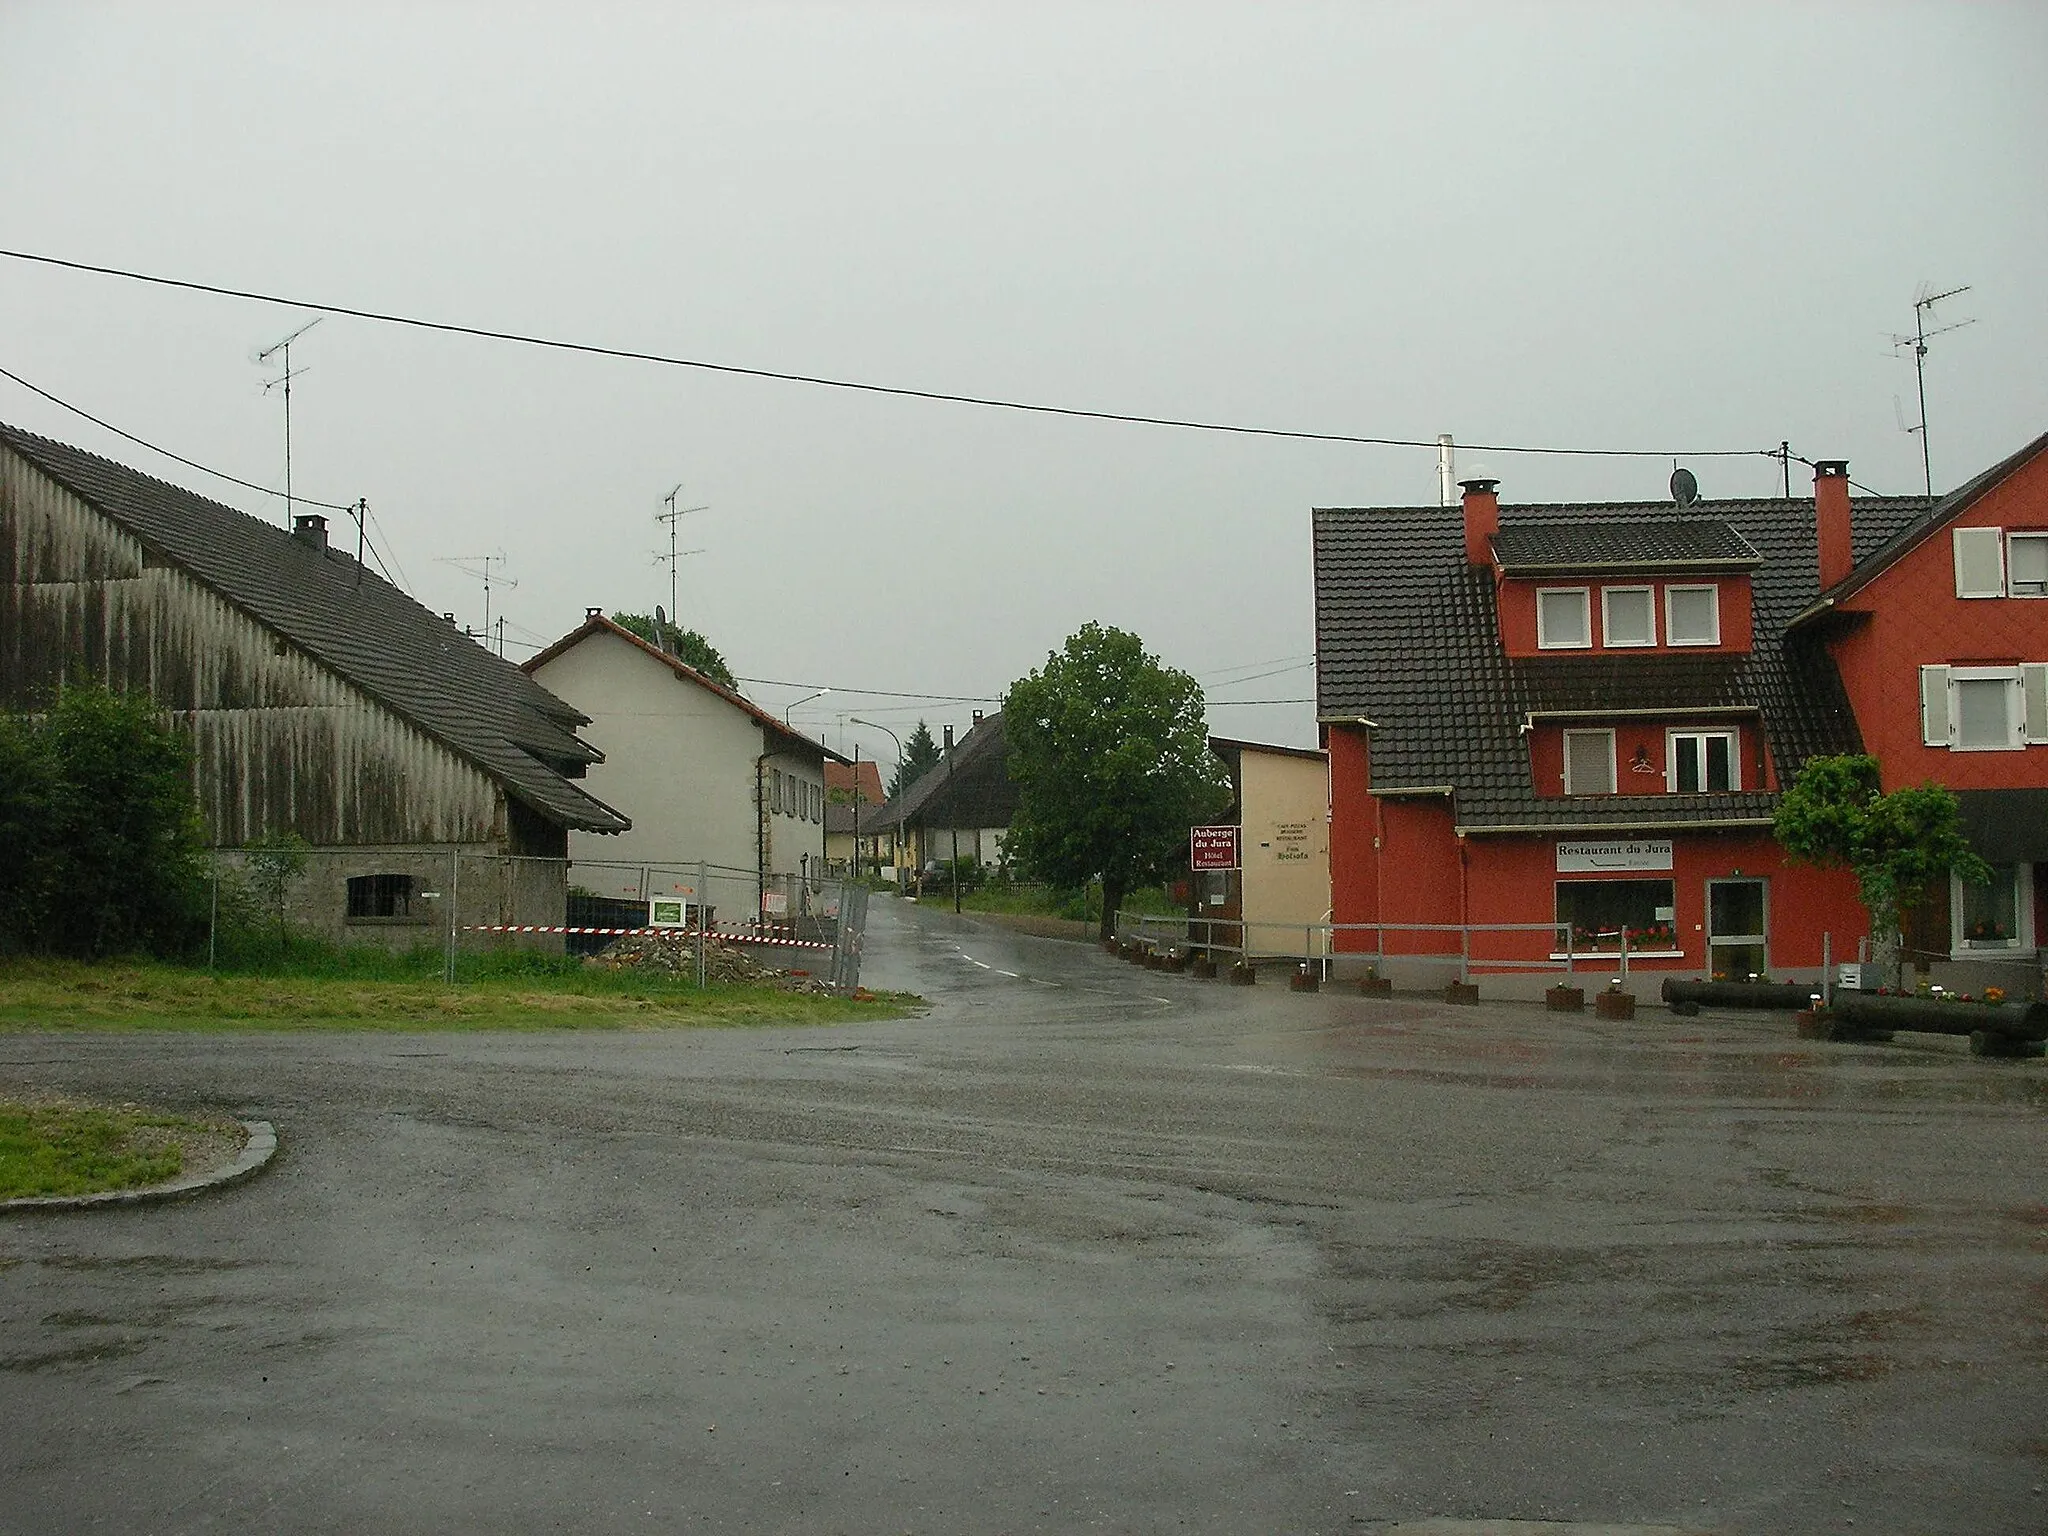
[1555,839,1674,873]
[1190,825,1240,871]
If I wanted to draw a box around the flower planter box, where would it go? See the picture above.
[1594,990,1636,1020]
[1160,951,1187,974]
[1143,950,1166,970]
[1545,985,1585,1013]
[1228,962,1257,986]
[1288,968,1319,993]
[1189,956,1218,980]
[1830,992,2046,1042]
[1971,1030,2046,1059]
[1358,975,1393,998]
[1443,981,1480,1005]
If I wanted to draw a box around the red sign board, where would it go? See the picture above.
[1190,825,1240,871]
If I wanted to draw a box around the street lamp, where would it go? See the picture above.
[784,687,829,727]
[850,717,904,887]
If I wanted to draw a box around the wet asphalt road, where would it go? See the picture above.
[2,897,2044,1535]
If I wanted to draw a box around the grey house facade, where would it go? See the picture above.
[0,423,628,944]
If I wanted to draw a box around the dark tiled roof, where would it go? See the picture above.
[1491,518,1761,573]
[1313,493,1927,832]
[892,713,1017,830]
[1,423,628,834]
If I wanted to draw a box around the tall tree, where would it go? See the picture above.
[1003,623,1228,939]
[610,611,737,690]
[890,720,942,798]
[1773,753,1989,986]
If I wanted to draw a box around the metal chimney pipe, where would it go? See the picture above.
[1438,434,1456,507]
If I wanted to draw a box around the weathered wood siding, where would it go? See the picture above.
[0,444,503,847]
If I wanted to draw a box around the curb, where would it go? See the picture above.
[1,1120,277,1214]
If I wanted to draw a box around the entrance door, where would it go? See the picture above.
[1707,878,1768,980]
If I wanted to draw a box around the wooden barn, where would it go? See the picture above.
[0,423,628,944]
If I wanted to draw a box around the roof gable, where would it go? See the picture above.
[0,423,627,834]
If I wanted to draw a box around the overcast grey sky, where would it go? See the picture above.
[3,3,2043,757]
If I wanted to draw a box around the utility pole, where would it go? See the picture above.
[1894,284,1975,504]
[255,316,322,527]
[945,724,960,915]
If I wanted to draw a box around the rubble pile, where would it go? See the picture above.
[588,931,839,993]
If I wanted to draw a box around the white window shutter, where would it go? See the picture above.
[2023,663,2048,744]
[1953,527,2005,598]
[1920,665,1951,746]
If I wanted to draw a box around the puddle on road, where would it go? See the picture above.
[1,1336,151,1374]
[38,1253,256,1275]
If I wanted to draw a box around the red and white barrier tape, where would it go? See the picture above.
[461,923,834,951]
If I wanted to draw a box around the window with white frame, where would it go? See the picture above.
[1667,729,1738,792]
[2010,532,2048,597]
[1665,585,1720,646]
[1953,527,2005,598]
[1536,587,1591,649]
[1921,664,2048,750]
[1601,586,1656,648]
[1562,728,1616,794]
[1952,863,2033,951]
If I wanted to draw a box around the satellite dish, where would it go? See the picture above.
[1670,467,1699,507]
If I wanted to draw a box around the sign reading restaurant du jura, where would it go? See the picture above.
[1190,825,1241,871]
[1556,838,1674,873]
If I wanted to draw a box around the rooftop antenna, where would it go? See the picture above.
[436,552,518,654]
[1891,283,1975,504]
[254,316,322,527]
[653,483,709,638]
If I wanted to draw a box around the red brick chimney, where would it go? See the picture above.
[1814,459,1852,590]
[1460,475,1500,566]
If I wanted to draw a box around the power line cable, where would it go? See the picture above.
[1,248,1774,462]
[0,360,357,512]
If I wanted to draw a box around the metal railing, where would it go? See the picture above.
[1114,913,1654,984]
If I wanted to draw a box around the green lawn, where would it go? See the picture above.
[952,881,1181,921]
[0,1098,239,1200]
[0,958,922,1032]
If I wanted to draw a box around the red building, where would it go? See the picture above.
[1312,441,2046,1000]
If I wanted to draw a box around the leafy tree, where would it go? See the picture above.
[1773,754,1990,987]
[610,611,737,690]
[16,685,209,959]
[243,832,311,952]
[1002,623,1229,940]
[0,712,57,951]
[890,721,942,799]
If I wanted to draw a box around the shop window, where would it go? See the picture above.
[1668,730,1738,792]
[1562,728,1616,795]
[347,873,419,920]
[2009,532,2048,597]
[1536,587,1591,650]
[1665,585,1720,646]
[1953,864,2032,950]
[1601,586,1655,648]
[1556,879,1677,953]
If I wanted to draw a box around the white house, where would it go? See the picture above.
[525,613,842,911]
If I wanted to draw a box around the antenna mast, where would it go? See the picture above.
[255,316,322,527]
[436,552,519,654]
[1893,284,1975,504]
[653,484,708,640]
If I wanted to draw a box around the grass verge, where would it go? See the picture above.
[0,1096,244,1200]
[0,958,923,1032]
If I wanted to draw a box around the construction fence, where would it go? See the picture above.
[206,846,870,991]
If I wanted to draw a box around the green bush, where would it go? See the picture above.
[0,686,209,960]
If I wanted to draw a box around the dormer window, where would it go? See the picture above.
[1665,585,1721,646]
[1536,587,1591,650]
[1601,587,1656,648]
[1668,730,1738,792]
[1562,728,1615,794]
